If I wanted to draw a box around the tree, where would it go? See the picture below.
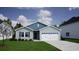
[3,19,14,39]
[0,22,13,46]
[14,23,23,29]
[4,19,12,25]
[12,23,23,39]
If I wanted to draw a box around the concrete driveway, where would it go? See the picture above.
[45,40,79,51]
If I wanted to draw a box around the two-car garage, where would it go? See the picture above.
[40,26,60,41]
[41,33,60,40]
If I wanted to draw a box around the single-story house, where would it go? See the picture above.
[60,16,79,39]
[15,22,60,41]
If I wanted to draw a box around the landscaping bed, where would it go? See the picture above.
[62,38,79,43]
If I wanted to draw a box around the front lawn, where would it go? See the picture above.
[0,40,60,51]
[62,38,79,43]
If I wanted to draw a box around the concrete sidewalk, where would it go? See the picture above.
[45,40,79,51]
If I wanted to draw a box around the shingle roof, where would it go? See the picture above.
[60,16,79,26]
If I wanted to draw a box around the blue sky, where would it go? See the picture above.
[0,7,79,26]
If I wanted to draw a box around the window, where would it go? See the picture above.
[66,32,70,37]
[19,32,24,37]
[25,32,30,37]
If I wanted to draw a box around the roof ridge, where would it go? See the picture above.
[60,16,79,27]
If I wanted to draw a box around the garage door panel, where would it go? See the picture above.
[41,33,59,40]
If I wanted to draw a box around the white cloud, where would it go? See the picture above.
[38,9,51,17]
[0,14,17,27]
[69,7,79,11]
[38,9,53,26]
[17,15,33,26]
[0,14,8,20]
[38,17,52,26]
[12,20,18,27]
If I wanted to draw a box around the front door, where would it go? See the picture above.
[33,31,40,40]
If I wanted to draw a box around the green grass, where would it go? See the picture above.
[0,40,60,51]
[63,38,79,43]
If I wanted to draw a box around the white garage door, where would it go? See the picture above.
[41,33,59,40]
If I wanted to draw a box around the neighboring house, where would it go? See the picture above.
[0,20,13,40]
[60,16,79,39]
[15,22,60,41]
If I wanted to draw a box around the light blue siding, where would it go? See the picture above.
[27,22,47,30]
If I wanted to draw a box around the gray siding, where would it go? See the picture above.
[60,22,79,39]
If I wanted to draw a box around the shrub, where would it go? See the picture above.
[9,38,17,41]
[61,36,65,40]
[14,39,17,41]
[25,39,27,41]
[21,39,24,41]
[29,39,33,41]
[18,39,21,41]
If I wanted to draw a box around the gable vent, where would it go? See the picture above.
[37,24,40,27]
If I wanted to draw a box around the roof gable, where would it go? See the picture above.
[27,22,47,30]
[39,26,60,31]
[15,27,33,31]
[60,16,79,27]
